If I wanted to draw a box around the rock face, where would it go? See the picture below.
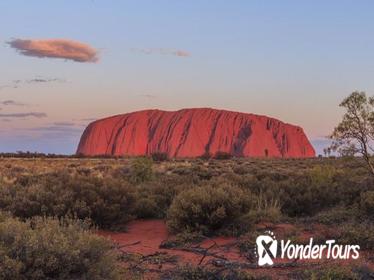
[77,108,315,158]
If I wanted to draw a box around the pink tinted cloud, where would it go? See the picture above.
[8,39,99,63]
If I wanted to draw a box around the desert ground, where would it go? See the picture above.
[0,156,373,279]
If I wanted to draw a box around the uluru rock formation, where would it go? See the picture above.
[77,108,315,158]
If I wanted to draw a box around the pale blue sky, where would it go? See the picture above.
[1,0,374,154]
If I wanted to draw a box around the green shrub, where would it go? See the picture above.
[0,173,137,229]
[301,266,358,280]
[160,231,204,249]
[164,265,218,280]
[151,152,168,162]
[308,165,336,186]
[134,197,159,218]
[281,167,340,217]
[312,206,358,225]
[167,184,253,235]
[135,175,194,219]
[233,165,251,175]
[191,165,213,180]
[129,157,153,184]
[213,151,232,160]
[0,213,122,280]
[199,152,212,160]
[338,222,374,250]
[360,191,374,216]
[248,192,282,224]
[164,265,266,280]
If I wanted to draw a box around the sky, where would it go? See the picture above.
[1,0,374,155]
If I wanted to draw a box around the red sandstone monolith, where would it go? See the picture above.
[77,108,315,158]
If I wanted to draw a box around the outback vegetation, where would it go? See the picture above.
[0,93,373,279]
[0,154,373,279]
[0,213,122,280]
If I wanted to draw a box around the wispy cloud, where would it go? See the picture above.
[0,76,66,91]
[0,84,18,90]
[1,100,27,106]
[8,38,99,63]
[26,125,84,136]
[27,78,66,84]
[0,112,47,118]
[131,48,190,57]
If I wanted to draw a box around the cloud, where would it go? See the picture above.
[0,84,19,90]
[1,100,27,106]
[0,112,47,118]
[0,77,66,91]
[26,77,66,84]
[131,48,190,57]
[27,125,83,135]
[30,126,82,132]
[8,38,99,63]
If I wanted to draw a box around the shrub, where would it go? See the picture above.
[233,165,251,175]
[301,266,358,280]
[0,213,122,280]
[129,157,153,184]
[134,175,194,219]
[280,167,341,217]
[151,152,168,162]
[360,191,374,216]
[160,231,205,249]
[248,192,282,223]
[164,265,266,280]
[134,197,159,218]
[199,152,212,160]
[191,165,213,180]
[214,151,232,160]
[167,184,253,235]
[338,222,374,250]
[312,206,358,225]
[164,265,218,280]
[308,165,336,186]
[0,173,137,229]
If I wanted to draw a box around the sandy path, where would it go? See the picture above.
[98,219,242,265]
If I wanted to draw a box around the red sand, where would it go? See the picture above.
[77,108,315,158]
[98,220,374,279]
[98,219,242,265]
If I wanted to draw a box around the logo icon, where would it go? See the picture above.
[256,231,277,266]
[254,231,360,266]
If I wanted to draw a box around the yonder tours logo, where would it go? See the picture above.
[255,231,360,266]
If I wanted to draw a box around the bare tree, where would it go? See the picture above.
[330,91,374,175]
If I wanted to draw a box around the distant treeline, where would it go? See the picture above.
[0,151,72,158]
[0,151,138,159]
[0,151,239,160]
[0,150,333,160]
